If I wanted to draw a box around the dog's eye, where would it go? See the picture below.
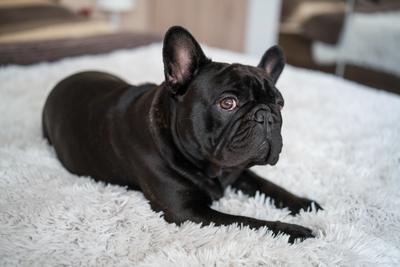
[219,97,237,111]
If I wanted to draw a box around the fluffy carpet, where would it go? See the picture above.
[1,44,399,266]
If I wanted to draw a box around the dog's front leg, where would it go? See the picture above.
[232,170,323,215]
[162,199,314,244]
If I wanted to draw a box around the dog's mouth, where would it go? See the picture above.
[265,140,280,165]
[250,139,280,166]
[229,121,257,150]
[212,119,282,167]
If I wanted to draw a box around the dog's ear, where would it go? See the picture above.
[258,45,285,84]
[163,26,209,94]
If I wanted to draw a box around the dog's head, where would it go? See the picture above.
[163,26,285,175]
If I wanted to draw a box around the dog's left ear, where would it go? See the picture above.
[163,26,209,94]
[258,45,285,84]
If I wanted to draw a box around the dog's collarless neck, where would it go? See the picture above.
[148,84,224,196]
[149,84,200,170]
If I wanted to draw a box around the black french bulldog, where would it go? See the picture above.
[42,26,322,243]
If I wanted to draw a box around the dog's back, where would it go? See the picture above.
[42,71,151,188]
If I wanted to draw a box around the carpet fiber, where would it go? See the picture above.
[1,44,399,266]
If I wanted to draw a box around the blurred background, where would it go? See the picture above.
[1,0,399,94]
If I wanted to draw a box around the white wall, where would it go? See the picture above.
[245,0,282,56]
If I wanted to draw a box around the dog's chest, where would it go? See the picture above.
[218,170,242,188]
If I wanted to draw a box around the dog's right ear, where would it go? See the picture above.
[163,26,209,94]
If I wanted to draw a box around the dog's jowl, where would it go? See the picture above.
[42,26,322,243]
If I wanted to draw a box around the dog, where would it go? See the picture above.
[42,26,322,243]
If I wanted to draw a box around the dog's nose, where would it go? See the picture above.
[254,109,275,125]
[254,109,267,123]
[267,114,274,124]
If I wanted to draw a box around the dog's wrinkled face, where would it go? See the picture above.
[163,26,285,173]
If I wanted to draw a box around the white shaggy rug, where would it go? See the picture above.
[1,44,400,266]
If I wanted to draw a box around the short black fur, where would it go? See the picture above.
[42,26,322,244]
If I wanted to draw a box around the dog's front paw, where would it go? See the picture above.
[273,222,314,244]
[287,197,323,215]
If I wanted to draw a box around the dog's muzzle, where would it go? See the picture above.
[251,106,282,165]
